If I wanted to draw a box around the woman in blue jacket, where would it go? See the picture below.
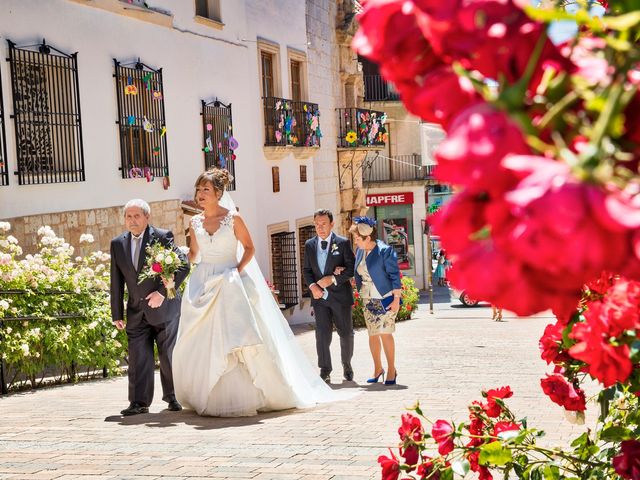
[349,216,402,385]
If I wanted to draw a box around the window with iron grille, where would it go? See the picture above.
[271,231,298,308]
[290,60,301,102]
[299,164,307,182]
[298,224,315,298]
[201,98,236,191]
[0,62,8,186]
[261,52,274,99]
[114,59,168,180]
[7,40,86,185]
[272,166,280,192]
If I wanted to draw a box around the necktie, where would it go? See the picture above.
[132,236,141,268]
[321,240,328,250]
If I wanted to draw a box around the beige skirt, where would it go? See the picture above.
[362,298,397,336]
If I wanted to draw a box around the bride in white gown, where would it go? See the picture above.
[173,168,354,417]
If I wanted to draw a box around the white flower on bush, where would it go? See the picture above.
[37,226,56,238]
[111,330,118,338]
[88,321,98,330]
[79,233,94,244]
[30,328,41,338]
[0,299,9,310]
[6,235,18,244]
[20,344,30,356]
[95,340,101,347]
[0,253,11,265]
[61,330,70,341]
[75,256,83,262]
[114,341,122,348]
[0,239,9,249]
[42,301,48,307]
[5,326,12,334]
[40,236,53,246]
[34,352,40,358]
[0,221,11,232]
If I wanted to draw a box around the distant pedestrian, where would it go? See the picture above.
[434,250,448,287]
[492,305,503,322]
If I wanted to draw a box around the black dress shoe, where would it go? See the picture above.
[343,370,354,381]
[167,399,182,411]
[120,402,149,416]
[320,372,331,384]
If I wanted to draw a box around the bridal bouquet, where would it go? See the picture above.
[138,242,184,299]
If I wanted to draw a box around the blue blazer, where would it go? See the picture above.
[354,240,402,297]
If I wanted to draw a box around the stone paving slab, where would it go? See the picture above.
[0,291,596,479]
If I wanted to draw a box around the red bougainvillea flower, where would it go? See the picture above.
[493,421,521,438]
[431,419,455,455]
[435,104,529,194]
[401,445,420,470]
[417,457,442,480]
[613,440,640,480]
[539,322,570,365]
[484,386,513,417]
[540,374,587,411]
[378,449,401,480]
[352,0,442,88]
[151,262,163,273]
[569,318,633,387]
[468,450,494,479]
[398,413,424,443]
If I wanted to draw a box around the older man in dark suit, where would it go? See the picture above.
[110,199,189,416]
[303,209,356,383]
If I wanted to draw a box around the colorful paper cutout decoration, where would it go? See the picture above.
[143,116,153,133]
[142,72,153,90]
[125,84,138,95]
[275,100,281,110]
[228,137,239,150]
[127,115,135,125]
[160,126,167,137]
[219,153,226,168]
[275,131,282,142]
[206,123,213,131]
[303,104,308,112]
[129,167,144,178]
[206,136,213,152]
[143,167,154,182]
[345,131,357,144]
[231,153,237,160]
[152,90,163,100]
[153,146,160,156]
[223,132,228,138]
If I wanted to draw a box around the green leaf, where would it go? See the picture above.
[543,464,561,480]
[479,441,513,466]
[600,426,632,442]
[602,11,640,30]
[451,459,470,477]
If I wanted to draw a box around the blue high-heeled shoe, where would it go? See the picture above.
[366,369,385,383]
[384,372,398,385]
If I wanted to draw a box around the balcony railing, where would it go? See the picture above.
[337,108,387,148]
[363,75,400,102]
[263,96,321,147]
[363,154,434,183]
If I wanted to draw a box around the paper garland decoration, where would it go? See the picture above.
[125,84,138,95]
[143,117,153,133]
[206,123,213,131]
[228,137,239,150]
[152,90,163,100]
[127,115,135,125]
[160,126,167,137]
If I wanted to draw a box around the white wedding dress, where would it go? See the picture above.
[173,198,354,417]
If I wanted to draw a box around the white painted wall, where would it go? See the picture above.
[0,0,320,277]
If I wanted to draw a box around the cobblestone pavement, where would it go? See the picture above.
[0,289,595,479]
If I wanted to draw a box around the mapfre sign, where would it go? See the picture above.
[366,192,414,206]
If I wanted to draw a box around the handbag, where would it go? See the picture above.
[364,296,402,315]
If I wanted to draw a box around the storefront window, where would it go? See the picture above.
[370,204,415,275]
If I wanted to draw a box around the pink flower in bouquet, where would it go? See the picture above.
[431,419,454,455]
[352,0,442,88]
[435,104,529,193]
[401,445,420,469]
[378,449,401,480]
[484,386,513,417]
[398,66,481,129]
[398,413,424,443]
[569,318,633,387]
[151,262,163,273]
[612,440,640,480]
[540,374,586,411]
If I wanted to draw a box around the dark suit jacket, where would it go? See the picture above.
[303,233,355,306]
[110,225,190,327]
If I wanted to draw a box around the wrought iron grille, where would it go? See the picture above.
[114,59,168,179]
[0,61,8,186]
[298,225,316,298]
[337,107,387,148]
[201,98,236,190]
[271,231,299,308]
[363,75,400,102]
[363,153,434,183]
[7,40,86,185]
[263,96,321,147]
